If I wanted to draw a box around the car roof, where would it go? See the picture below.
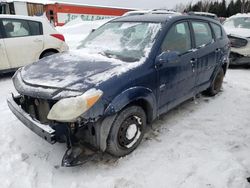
[114,14,180,23]
[0,14,47,22]
[113,14,220,24]
[190,12,217,17]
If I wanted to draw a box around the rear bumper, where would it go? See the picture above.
[7,95,56,144]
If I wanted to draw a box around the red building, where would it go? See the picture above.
[0,1,134,26]
[46,2,134,26]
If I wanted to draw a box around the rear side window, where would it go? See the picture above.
[2,19,30,38]
[161,22,192,54]
[211,23,222,39]
[191,21,213,47]
[2,19,42,38]
[28,21,42,36]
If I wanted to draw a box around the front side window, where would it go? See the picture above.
[79,21,162,62]
[2,19,30,38]
[192,21,213,47]
[161,22,192,54]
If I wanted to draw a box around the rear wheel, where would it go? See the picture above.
[106,106,146,157]
[205,67,224,96]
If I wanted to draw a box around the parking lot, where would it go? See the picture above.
[1,68,250,187]
[1,9,250,187]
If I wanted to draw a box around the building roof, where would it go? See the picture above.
[1,0,137,10]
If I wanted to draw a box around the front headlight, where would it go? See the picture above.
[47,88,103,122]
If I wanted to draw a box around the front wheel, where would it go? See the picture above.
[106,106,146,157]
[205,67,224,96]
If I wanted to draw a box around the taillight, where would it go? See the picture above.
[50,34,65,42]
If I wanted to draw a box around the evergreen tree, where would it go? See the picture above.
[227,0,235,17]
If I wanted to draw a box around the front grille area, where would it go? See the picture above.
[228,35,248,48]
[20,95,54,124]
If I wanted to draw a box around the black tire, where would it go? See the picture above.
[40,51,57,59]
[106,106,146,157]
[205,67,225,96]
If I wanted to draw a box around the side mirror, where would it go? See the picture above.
[156,51,180,65]
[91,29,96,33]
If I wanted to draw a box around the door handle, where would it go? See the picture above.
[34,39,42,42]
[190,58,197,64]
[215,48,221,52]
[190,58,197,73]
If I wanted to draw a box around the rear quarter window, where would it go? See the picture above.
[211,23,222,39]
[192,21,213,47]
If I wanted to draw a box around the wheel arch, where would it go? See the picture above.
[104,86,157,123]
[39,48,59,59]
[98,87,157,152]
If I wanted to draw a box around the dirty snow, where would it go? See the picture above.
[0,19,250,188]
[1,68,250,188]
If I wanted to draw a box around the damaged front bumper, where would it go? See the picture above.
[229,52,250,66]
[7,94,56,144]
[7,94,112,167]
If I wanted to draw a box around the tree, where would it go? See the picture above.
[227,0,235,17]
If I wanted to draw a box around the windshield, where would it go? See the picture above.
[223,17,250,29]
[78,21,162,62]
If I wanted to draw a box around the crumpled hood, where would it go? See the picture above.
[225,27,250,38]
[21,51,117,91]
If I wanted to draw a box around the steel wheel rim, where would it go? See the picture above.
[117,115,143,149]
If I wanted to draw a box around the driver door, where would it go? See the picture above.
[156,21,197,114]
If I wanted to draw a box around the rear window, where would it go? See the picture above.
[211,23,222,39]
[2,19,42,38]
[192,21,213,47]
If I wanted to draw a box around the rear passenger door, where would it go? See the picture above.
[2,18,44,68]
[157,21,196,113]
[210,22,224,65]
[0,21,10,71]
[191,21,217,87]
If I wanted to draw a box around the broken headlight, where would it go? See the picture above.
[47,89,103,122]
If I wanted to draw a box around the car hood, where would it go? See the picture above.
[224,27,250,38]
[21,51,118,91]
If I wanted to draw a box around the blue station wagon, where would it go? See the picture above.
[7,13,230,166]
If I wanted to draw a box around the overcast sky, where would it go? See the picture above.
[55,0,198,9]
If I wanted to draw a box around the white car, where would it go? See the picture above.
[223,13,250,66]
[0,15,68,72]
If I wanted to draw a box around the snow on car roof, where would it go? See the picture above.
[0,14,48,22]
[229,13,250,18]
[113,13,180,23]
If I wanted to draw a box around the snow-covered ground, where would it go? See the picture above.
[1,20,250,188]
